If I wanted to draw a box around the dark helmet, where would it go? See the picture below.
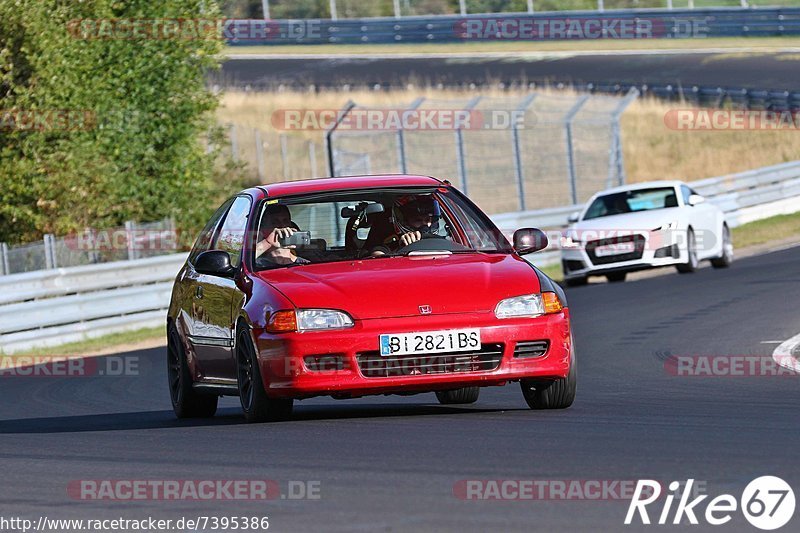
[392,194,441,235]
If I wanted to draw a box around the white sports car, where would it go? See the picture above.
[560,181,733,286]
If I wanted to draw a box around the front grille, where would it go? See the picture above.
[514,340,549,358]
[356,343,504,378]
[562,259,585,273]
[586,234,646,265]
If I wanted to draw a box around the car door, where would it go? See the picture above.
[681,185,718,259]
[191,195,251,382]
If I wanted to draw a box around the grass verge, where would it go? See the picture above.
[226,37,800,56]
[8,326,164,357]
[732,211,800,249]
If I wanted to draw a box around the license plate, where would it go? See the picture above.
[379,329,481,357]
[595,242,635,257]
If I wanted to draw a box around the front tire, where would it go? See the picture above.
[167,325,218,419]
[435,387,480,405]
[711,225,733,269]
[236,326,293,423]
[520,353,576,410]
[676,228,699,274]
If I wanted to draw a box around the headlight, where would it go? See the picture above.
[296,309,354,331]
[495,294,545,319]
[560,235,581,249]
[654,221,679,232]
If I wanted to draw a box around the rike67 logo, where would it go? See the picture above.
[625,477,795,530]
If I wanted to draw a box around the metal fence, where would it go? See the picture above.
[0,219,177,276]
[326,89,639,215]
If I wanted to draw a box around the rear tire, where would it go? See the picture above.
[565,276,588,287]
[236,326,293,423]
[606,272,626,283]
[520,353,576,410]
[711,225,733,269]
[435,387,480,405]
[676,228,699,274]
[167,325,218,419]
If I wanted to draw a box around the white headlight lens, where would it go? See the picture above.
[296,309,354,330]
[495,294,545,319]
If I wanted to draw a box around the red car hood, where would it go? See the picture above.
[256,253,540,320]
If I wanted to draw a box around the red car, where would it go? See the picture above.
[167,175,576,422]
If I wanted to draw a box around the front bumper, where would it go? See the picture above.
[254,310,572,399]
[561,230,685,279]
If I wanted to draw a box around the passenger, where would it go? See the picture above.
[255,204,308,265]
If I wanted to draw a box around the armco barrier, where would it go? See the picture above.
[227,8,800,46]
[2,160,799,354]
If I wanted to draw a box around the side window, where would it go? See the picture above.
[212,196,252,268]
[681,185,693,206]
[189,199,233,264]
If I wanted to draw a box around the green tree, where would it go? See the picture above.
[0,0,224,244]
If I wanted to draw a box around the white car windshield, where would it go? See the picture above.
[583,187,679,220]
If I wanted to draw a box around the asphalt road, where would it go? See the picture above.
[2,245,799,532]
[218,52,800,92]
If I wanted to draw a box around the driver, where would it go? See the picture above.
[371,194,442,255]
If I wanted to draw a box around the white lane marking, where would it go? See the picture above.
[225,47,800,61]
[761,341,784,344]
[772,332,800,373]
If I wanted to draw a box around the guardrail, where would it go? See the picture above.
[2,160,799,354]
[228,8,800,46]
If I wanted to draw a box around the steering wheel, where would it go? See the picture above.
[397,234,462,254]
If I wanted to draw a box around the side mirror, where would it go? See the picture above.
[567,212,580,224]
[195,250,236,277]
[688,194,705,206]
[513,228,549,255]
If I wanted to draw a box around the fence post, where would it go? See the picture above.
[329,0,338,20]
[255,129,266,182]
[43,234,56,269]
[229,124,239,163]
[667,0,674,9]
[607,88,640,187]
[459,0,467,16]
[397,97,425,174]
[308,141,318,177]
[325,100,356,177]
[597,0,604,12]
[512,94,537,212]
[564,95,590,205]
[0,242,8,275]
[261,0,270,18]
[455,96,481,195]
[527,0,534,13]
[279,134,290,180]
[124,221,136,261]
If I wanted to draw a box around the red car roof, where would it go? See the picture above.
[259,174,444,197]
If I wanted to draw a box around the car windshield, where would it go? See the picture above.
[253,187,512,270]
[583,187,679,220]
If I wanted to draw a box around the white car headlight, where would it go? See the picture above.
[560,235,581,249]
[495,294,545,319]
[297,309,354,331]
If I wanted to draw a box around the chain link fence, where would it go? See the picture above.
[0,219,176,276]
[327,89,638,215]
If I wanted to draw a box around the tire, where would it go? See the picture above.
[435,387,480,405]
[606,272,626,283]
[565,276,588,287]
[676,228,699,274]
[520,352,576,410]
[167,325,218,419]
[711,225,733,269]
[236,326,293,423]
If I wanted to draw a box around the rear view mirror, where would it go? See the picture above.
[513,228,549,256]
[195,250,236,277]
[688,194,705,206]
[341,202,385,218]
[568,212,580,223]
